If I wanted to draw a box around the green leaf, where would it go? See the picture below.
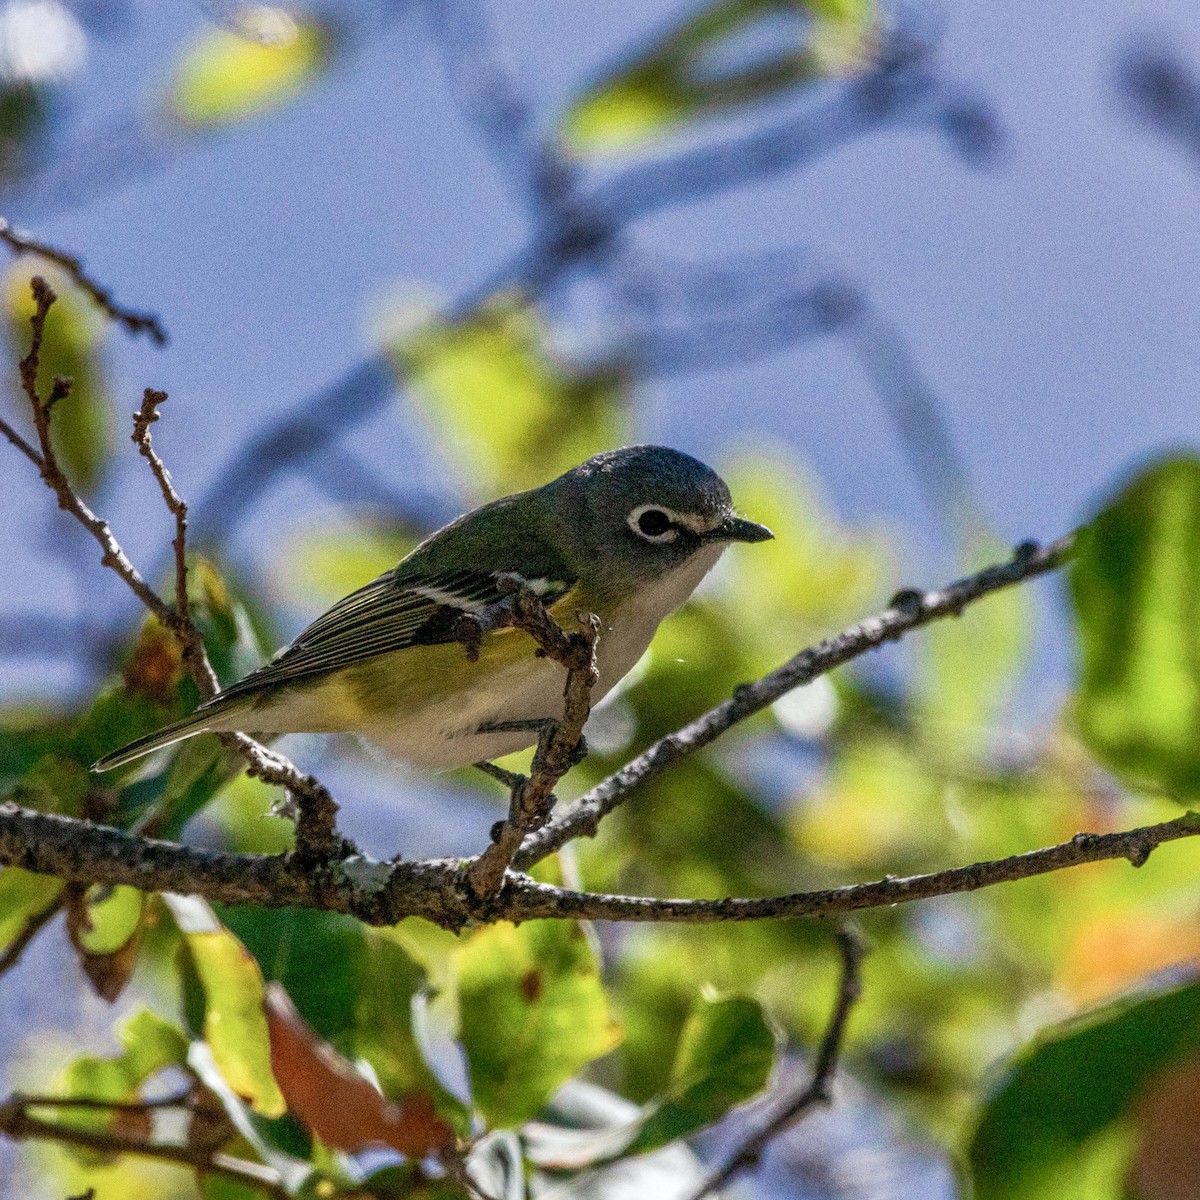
[390,293,627,496]
[4,262,112,492]
[168,895,286,1118]
[0,867,63,955]
[457,920,621,1128]
[629,992,775,1154]
[54,1007,188,1147]
[170,7,332,130]
[968,977,1200,1198]
[561,0,877,155]
[1072,456,1200,798]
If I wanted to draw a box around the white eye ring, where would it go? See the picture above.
[628,504,678,543]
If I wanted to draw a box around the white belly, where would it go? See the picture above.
[360,544,725,769]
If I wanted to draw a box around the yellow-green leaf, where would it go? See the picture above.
[167,895,286,1117]
[915,526,1031,756]
[561,0,877,155]
[457,920,621,1128]
[170,7,332,130]
[391,292,627,496]
[4,262,111,492]
[1072,456,1200,798]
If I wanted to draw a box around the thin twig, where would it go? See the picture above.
[0,1097,287,1199]
[514,534,1076,870]
[0,218,167,344]
[131,387,212,695]
[465,585,601,901]
[10,277,175,625]
[17,1091,193,1114]
[684,926,865,1200]
[3,279,344,861]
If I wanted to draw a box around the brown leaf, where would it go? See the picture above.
[122,619,184,703]
[64,885,145,1003]
[1130,1055,1200,1200]
[264,982,455,1157]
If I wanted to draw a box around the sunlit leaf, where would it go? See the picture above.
[275,520,418,611]
[390,292,627,496]
[3,262,111,492]
[1072,457,1200,799]
[170,7,332,130]
[168,895,286,1118]
[561,0,877,155]
[628,992,775,1154]
[968,976,1200,1198]
[456,920,621,1128]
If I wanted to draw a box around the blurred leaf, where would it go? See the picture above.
[722,453,891,657]
[1128,1054,1200,1200]
[1072,457,1200,799]
[3,752,90,816]
[562,0,877,155]
[915,528,1031,756]
[0,82,48,185]
[66,884,146,1003]
[391,292,627,495]
[187,556,270,689]
[167,895,286,1118]
[628,992,775,1154]
[170,7,332,130]
[457,920,621,1128]
[264,982,455,1155]
[968,976,1200,1199]
[4,262,111,492]
[360,1164,467,1199]
[0,866,63,955]
[276,520,418,611]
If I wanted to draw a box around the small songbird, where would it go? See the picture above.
[93,446,772,773]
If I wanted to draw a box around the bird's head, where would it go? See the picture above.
[552,445,773,595]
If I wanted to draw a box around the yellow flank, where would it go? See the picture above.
[274,586,605,728]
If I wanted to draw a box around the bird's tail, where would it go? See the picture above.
[91,700,238,773]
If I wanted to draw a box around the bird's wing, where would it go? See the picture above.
[204,567,576,705]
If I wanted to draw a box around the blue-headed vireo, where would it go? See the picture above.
[93,446,772,772]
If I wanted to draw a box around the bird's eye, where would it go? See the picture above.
[638,509,671,537]
[629,505,677,543]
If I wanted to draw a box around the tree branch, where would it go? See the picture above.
[3,801,1196,932]
[0,1095,287,1199]
[0,218,167,344]
[684,926,865,1200]
[515,534,1075,869]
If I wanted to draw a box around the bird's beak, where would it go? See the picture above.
[707,515,774,544]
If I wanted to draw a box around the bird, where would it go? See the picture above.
[93,445,772,773]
